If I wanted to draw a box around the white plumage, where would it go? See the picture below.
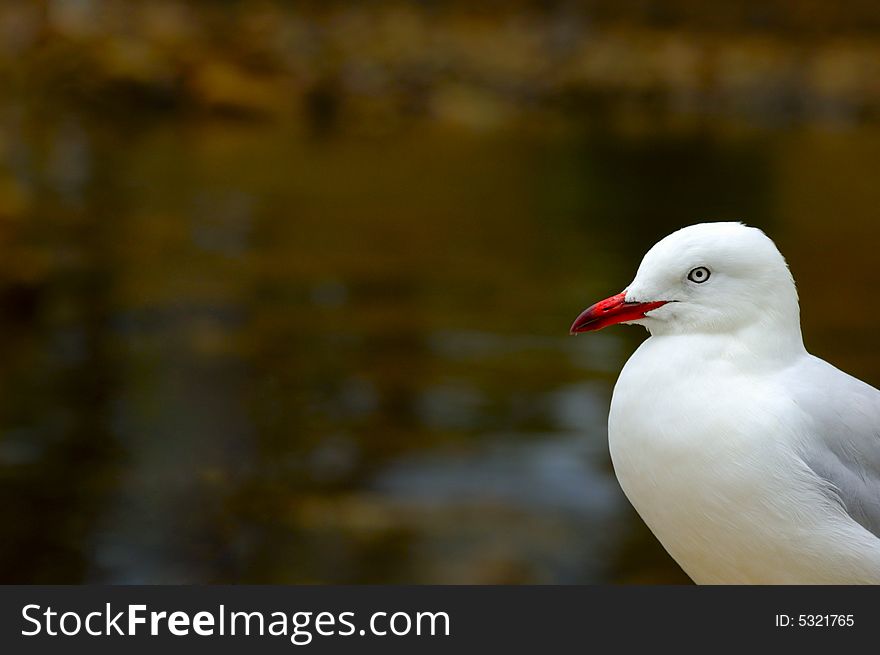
[571,222,880,584]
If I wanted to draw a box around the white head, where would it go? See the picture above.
[571,222,803,345]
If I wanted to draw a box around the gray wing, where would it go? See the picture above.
[788,355,880,538]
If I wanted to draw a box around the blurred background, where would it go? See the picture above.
[1,0,880,584]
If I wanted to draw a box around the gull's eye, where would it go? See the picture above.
[687,266,711,283]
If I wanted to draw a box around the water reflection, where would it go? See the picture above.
[1,109,879,583]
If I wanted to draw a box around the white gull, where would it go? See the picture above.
[571,222,880,584]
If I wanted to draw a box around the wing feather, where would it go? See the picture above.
[788,356,880,538]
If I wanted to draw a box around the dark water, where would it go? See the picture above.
[1,113,879,583]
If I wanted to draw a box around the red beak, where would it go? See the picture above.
[570,292,668,334]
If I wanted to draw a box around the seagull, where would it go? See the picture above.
[570,222,880,584]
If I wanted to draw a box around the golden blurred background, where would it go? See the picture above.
[1,0,880,583]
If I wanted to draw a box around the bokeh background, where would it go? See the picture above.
[2,0,880,584]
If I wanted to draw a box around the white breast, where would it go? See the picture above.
[608,335,880,584]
